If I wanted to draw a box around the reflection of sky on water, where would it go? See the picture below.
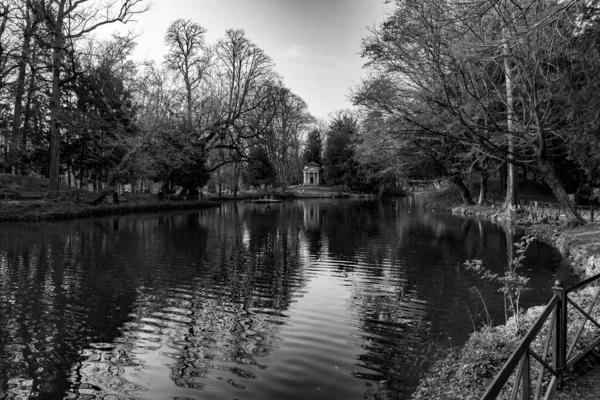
[0,198,568,399]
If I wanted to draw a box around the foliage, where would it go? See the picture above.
[303,128,322,165]
[354,0,597,221]
[323,112,359,187]
[411,326,518,400]
[561,3,600,185]
[413,281,600,400]
[465,235,534,330]
[243,145,276,190]
[65,56,138,185]
[420,186,462,212]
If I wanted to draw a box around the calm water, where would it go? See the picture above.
[0,197,571,399]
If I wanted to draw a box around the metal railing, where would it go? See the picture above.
[482,275,600,399]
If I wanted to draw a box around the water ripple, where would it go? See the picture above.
[0,200,570,399]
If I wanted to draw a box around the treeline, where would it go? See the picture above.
[306,111,405,196]
[0,0,314,197]
[351,0,600,222]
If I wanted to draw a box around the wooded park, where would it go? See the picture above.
[1,0,600,223]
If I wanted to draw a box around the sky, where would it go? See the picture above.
[98,0,392,120]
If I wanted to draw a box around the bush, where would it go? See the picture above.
[420,187,463,211]
[412,326,518,399]
[412,286,600,399]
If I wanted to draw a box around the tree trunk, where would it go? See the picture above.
[532,90,584,223]
[67,161,71,187]
[21,47,37,152]
[478,173,488,206]
[503,224,515,324]
[186,75,193,131]
[217,168,223,196]
[502,25,520,211]
[451,174,475,205]
[9,2,32,172]
[538,159,582,222]
[48,1,66,192]
[233,161,239,196]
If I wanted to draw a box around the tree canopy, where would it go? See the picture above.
[1,0,600,213]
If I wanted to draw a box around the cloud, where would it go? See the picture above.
[285,45,306,58]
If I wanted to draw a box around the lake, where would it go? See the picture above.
[0,197,573,399]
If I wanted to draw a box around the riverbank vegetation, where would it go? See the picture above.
[0,174,378,221]
[0,197,219,222]
[412,282,600,399]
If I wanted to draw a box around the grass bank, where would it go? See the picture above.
[0,198,220,222]
[0,173,392,222]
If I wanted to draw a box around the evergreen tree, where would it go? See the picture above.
[323,114,358,187]
[244,145,276,190]
[303,129,322,165]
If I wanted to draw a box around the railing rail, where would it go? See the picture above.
[482,295,560,399]
[481,274,600,399]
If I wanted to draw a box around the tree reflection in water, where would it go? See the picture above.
[0,199,568,399]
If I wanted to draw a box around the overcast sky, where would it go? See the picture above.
[98,0,391,120]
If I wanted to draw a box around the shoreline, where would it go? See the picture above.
[451,204,600,279]
[411,201,600,399]
[0,189,384,223]
[0,199,221,222]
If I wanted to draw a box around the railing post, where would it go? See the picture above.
[522,349,530,400]
[553,280,566,387]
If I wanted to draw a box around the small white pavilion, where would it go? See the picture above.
[303,162,321,185]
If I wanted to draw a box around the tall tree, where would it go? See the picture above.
[303,128,322,165]
[323,112,359,187]
[64,34,138,187]
[8,0,42,171]
[243,145,276,191]
[164,18,211,131]
[37,0,148,191]
[262,85,313,187]
[203,29,277,170]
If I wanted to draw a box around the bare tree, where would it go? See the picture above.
[164,18,211,131]
[0,0,18,89]
[262,85,313,186]
[7,0,42,171]
[355,0,587,221]
[204,29,277,169]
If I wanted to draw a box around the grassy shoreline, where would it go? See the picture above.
[0,199,221,222]
[0,182,385,223]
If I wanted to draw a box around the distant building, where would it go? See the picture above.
[303,162,321,185]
